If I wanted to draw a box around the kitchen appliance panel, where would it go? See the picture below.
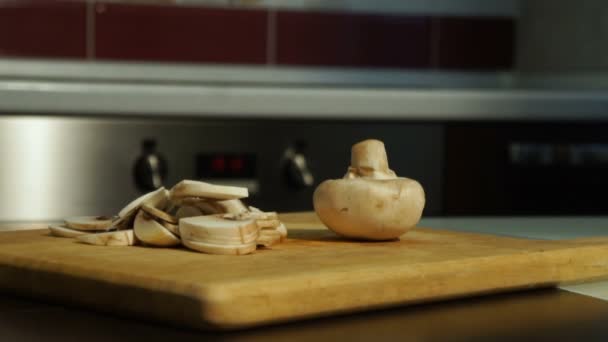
[444,122,608,215]
[0,116,443,221]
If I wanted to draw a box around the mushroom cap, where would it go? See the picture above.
[313,177,425,240]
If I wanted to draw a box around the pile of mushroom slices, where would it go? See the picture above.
[48,180,287,255]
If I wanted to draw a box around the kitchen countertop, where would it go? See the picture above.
[420,216,608,301]
[2,216,608,340]
[2,289,608,341]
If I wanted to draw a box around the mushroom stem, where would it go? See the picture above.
[346,139,396,179]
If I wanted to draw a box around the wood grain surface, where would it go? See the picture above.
[1,212,608,330]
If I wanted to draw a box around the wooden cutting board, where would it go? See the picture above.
[2,212,608,330]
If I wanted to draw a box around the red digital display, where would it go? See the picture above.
[197,153,255,179]
[211,156,226,173]
[229,157,244,172]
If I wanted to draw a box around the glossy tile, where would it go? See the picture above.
[276,11,430,69]
[0,1,86,59]
[436,17,515,70]
[95,2,267,64]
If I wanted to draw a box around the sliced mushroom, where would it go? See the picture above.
[313,139,425,241]
[77,230,135,246]
[179,215,259,245]
[111,214,135,230]
[222,210,277,221]
[64,216,114,231]
[171,197,225,215]
[48,224,89,238]
[164,201,179,216]
[194,200,225,215]
[276,223,288,241]
[248,206,277,218]
[161,221,180,236]
[133,210,180,247]
[220,211,286,243]
[180,227,258,246]
[181,239,256,256]
[118,187,169,219]
[256,229,282,247]
[175,205,205,219]
[256,219,281,229]
[141,203,177,224]
[170,180,248,200]
[55,179,285,253]
[217,199,249,214]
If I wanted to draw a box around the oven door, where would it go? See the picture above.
[445,122,608,215]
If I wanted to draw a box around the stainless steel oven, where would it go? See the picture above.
[0,115,444,222]
[444,122,608,215]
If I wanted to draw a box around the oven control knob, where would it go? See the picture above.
[133,139,168,192]
[284,147,314,189]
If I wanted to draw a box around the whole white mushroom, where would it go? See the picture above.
[313,139,425,241]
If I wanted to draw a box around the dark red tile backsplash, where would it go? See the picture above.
[276,11,430,69]
[0,1,86,59]
[95,3,267,64]
[0,1,515,71]
[436,17,515,70]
